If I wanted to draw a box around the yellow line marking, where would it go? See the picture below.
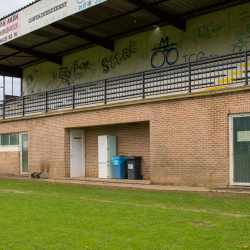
[229,71,244,76]
[205,86,228,91]
[218,78,233,83]
[240,63,250,68]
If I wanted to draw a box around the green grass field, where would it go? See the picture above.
[0,179,250,250]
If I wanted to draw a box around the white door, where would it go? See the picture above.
[70,129,85,177]
[98,135,108,163]
[98,136,109,178]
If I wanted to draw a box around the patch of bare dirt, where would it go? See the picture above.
[1,190,33,194]
[189,220,216,227]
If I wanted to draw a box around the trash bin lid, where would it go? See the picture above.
[126,156,142,160]
[111,156,127,165]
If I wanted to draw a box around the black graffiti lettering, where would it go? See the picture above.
[74,59,92,72]
[129,42,137,53]
[151,36,178,68]
[183,55,188,62]
[102,42,137,73]
[102,58,110,73]
[116,52,123,64]
[109,55,118,68]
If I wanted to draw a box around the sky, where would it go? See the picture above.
[0,0,35,100]
[0,0,34,19]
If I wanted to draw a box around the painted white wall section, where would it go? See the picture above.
[0,0,107,45]
[0,146,20,152]
[23,2,250,95]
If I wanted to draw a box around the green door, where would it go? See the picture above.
[21,133,28,173]
[233,117,250,183]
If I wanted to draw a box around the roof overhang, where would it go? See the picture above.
[0,0,248,76]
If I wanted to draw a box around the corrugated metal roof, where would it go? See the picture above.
[0,0,249,70]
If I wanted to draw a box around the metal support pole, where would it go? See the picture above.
[22,96,25,116]
[72,86,75,109]
[142,71,145,99]
[45,92,48,113]
[188,62,191,92]
[104,79,107,104]
[245,51,248,85]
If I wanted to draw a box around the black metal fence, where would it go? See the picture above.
[1,50,249,119]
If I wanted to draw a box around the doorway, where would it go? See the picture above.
[20,133,28,174]
[230,114,250,185]
[70,129,85,177]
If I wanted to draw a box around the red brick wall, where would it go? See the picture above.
[0,151,20,175]
[1,90,250,187]
[150,96,229,187]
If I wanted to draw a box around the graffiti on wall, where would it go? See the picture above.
[183,52,218,62]
[236,9,250,23]
[25,65,42,95]
[48,68,59,89]
[192,22,225,40]
[24,57,97,94]
[102,41,137,73]
[179,21,225,44]
[231,38,249,52]
[151,36,179,68]
[47,58,97,88]
[45,58,97,90]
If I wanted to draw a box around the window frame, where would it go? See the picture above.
[0,133,20,147]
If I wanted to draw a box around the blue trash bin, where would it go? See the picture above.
[111,156,127,179]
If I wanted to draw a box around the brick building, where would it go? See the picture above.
[0,0,250,187]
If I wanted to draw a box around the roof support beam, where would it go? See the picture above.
[3,44,62,65]
[126,0,186,31]
[50,23,114,51]
[0,64,22,77]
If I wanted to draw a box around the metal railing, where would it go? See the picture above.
[0,50,249,119]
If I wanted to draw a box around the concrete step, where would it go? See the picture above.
[66,177,151,185]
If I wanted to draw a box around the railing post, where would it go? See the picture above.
[104,79,107,104]
[72,86,75,109]
[142,71,145,99]
[45,92,48,113]
[188,62,191,93]
[22,96,25,116]
[245,51,248,85]
[2,100,5,119]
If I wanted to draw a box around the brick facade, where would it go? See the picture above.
[0,151,20,176]
[1,89,250,187]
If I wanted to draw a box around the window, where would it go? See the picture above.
[0,133,19,146]
[10,133,19,145]
[0,76,22,101]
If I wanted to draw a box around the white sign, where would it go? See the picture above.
[237,131,250,142]
[128,164,133,170]
[0,0,107,45]
[0,12,21,45]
